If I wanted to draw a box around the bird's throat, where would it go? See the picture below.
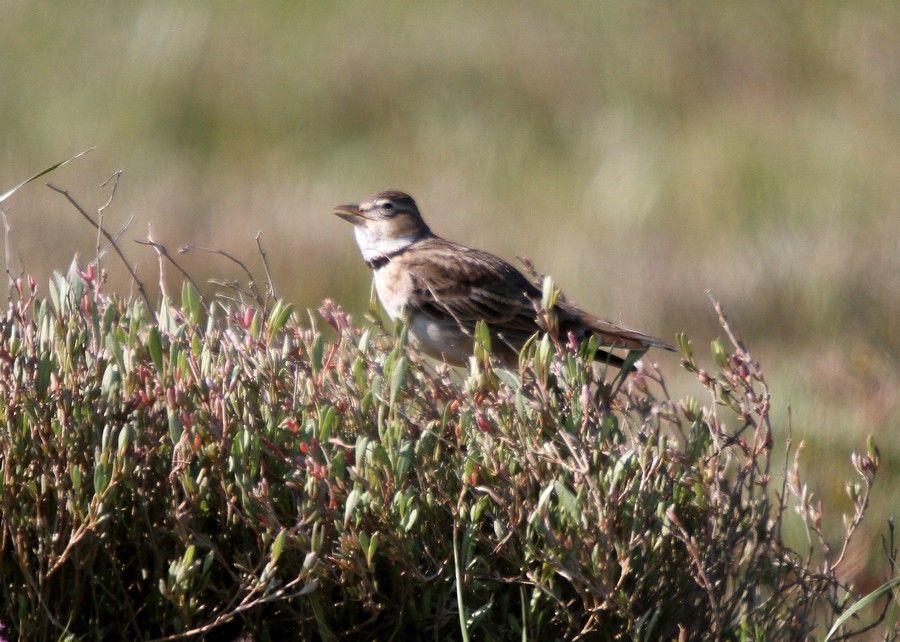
[355,228,423,269]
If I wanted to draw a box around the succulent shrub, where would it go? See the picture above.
[0,264,892,641]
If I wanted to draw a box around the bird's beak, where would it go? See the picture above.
[333,203,365,224]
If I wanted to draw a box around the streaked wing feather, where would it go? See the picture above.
[396,236,674,356]
[403,239,540,344]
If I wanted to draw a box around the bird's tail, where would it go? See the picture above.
[588,317,675,352]
[560,305,676,353]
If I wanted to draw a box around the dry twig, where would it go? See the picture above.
[47,182,151,308]
[180,243,264,308]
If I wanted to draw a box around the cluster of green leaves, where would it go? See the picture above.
[0,265,892,640]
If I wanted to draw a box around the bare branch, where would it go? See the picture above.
[1,208,14,299]
[46,182,151,309]
[134,237,204,305]
[207,279,256,304]
[141,224,167,302]
[255,230,276,301]
[180,243,263,307]
[707,290,747,354]
[96,170,123,273]
[96,213,136,263]
[516,255,545,288]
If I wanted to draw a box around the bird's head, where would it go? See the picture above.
[334,191,432,264]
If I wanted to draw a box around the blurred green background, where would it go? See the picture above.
[2,1,897,589]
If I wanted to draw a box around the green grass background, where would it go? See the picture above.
[1,0,897,587]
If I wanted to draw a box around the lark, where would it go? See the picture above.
[334,190,674,369]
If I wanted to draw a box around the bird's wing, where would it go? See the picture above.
[396,237,674,354]
[398,238,541,345]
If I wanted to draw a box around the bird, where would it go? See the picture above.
[333,190,674,370]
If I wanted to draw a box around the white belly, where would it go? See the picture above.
[374,269,406,319]
[408,314,473,365]
[373,266,472,365]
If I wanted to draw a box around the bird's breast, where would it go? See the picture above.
[373,264,412,320]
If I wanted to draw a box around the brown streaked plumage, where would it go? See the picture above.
[333,190,674,369]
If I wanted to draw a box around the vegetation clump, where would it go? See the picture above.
[0,264,893,640]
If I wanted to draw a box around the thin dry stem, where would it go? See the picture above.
[134,237,204,304]
[255,230,276,301]
[96,170,123,275]
[180,243,264,308]
[46,182,151,308]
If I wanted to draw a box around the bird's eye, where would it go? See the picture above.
[381,202,394,211]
